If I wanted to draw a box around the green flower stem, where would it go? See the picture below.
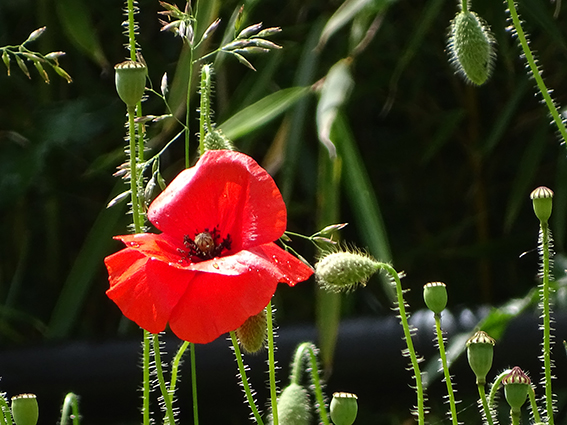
[142,330,151,425]
[127,105,143,234]
[539,221,555,425]
[510,411,520,425]
[434,314,459,425]
[477,384,495,425]
[379,263,424,425]
[461,0,467,11]
[190,344,199,425]
[60,393,80,425]
[488,370,509,408]
[291,343,331,425]
[199,64,213,155]
[152,334,176,425]
[169,341,190,398]
[229,332,264,424]
[506,0,567,145]
[266,300,279,425]
[0,394,12,425]
[528,386,542,424]
[126,0,137,60]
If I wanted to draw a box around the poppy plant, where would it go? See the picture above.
[105,150,313,344]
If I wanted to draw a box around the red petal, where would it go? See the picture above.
[167,243,313,343]
[105,248,192,333]
[147,150,286,251]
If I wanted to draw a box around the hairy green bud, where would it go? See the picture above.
[235,309,267,354]
[315,250,380,292]
[275,383,311,425]
[448,10,495,85]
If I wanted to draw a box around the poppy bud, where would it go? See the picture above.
[423,282,448,314]
[275,383,311,425]
[315,250,380,292]
[448,10,495,85]
[466,330,495,385]
[235,309,267,354]
[11,394,39,425]
[530,186,553,223]
[503,367,531,414]
[330,392,358,425]
[114,60,147,107]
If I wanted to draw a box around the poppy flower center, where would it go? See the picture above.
[180,227,232,261]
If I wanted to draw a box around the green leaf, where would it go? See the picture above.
[332,113,394,300]
[218,87,311,140]
[55,0,109,68]
[316,59,354,158]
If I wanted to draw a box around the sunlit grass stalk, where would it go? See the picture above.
[60,393,80,425]
[291,343,331,425]
[229,332,264,424]
[152,334,176,425]
[266,300,279,425]
[539,221,555,425]
[199,64,213,155]
[434,314,459,425]
[379,263,425,425]
[184,0,199,167]
[505,0,567,145]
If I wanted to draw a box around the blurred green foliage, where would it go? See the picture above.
[0,0,566,350]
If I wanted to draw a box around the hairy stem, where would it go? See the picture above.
[434,314,459,425]
[266,301,279,425]
[478,384,495,425]
[506,0,567,145]
[152,334,176,425]
[60,393,80,425]
[127,105,143,233]
[379,263,425,425]
[229,332,264,424]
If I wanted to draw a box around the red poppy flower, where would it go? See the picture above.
[105,150,313,344]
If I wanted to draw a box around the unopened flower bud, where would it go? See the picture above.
[11,394,39,425]
[423,282,448,314]
[275,383,311,425]
[466,330,495,385]
[114,60,147,107]
[315,250,380,292]
[530,186,553,223]
[448,10,495,85]
[235,309,267,354]
[330,392,358,425]
[503,367,531,414]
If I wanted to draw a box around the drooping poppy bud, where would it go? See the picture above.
[466,330,495,385]
[423,282,448,314]
[447,9,495,85]
[114,60,147,107]
[275,383,311,425]
[11,394,39,425]
[530,186,553,223]
[315,250,380,293]
[503,367,531,415]
[330,392,358,425]
[235,308,267,354]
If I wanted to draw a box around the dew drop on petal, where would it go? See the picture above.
[272,255,279,264]
[213,263,219,269]
[129,242,140,247]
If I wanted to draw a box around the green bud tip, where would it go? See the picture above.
[447,10,496,85]
[466,330,495,385]
[275,383,311,425]
[530,186,553,223]
[114,60,147,107]
[11,394,39,425]
[330,392,358,425]
[235,308,267,354]
[503,366,531,414]
[423,281,448,314]
[315,249,380,293]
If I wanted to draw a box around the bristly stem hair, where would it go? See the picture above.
[380,263,425,425]
[505,0,567,146]
[434,313,459,425]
